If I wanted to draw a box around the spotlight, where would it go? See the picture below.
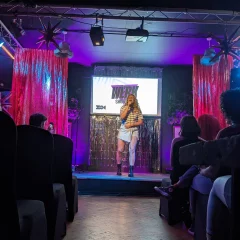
[90,26,105,46]
[0,42,14,60]
[10,18,25,38]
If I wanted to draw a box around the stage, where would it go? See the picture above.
[73,171,169,196]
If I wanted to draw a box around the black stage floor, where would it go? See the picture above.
[73,171,169,196]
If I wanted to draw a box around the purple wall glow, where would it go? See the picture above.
[17,28,212,67]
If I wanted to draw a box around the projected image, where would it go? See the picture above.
[91,77,161,115]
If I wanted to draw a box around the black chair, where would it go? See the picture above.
[18,199,47,240]
[16,125,66,240]
[73,175,78,214]
[53,134,77,222]
[0,111,20,239]
[0,112,47,240]
[159,178,182,226]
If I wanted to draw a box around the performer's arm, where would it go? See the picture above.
[120,105,130,119]
[131,119,143,127]
[136,110,144,126]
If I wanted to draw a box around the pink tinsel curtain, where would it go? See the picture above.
[193,55,233,128]
[11,48,68,136]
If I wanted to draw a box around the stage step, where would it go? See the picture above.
[73,172,169,196]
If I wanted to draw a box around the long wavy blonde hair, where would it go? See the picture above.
[124,94,141,113]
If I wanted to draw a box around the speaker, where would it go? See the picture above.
[230,68,240,89]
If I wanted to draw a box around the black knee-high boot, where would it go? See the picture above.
[128,166,134,177]
[117,164,122,176]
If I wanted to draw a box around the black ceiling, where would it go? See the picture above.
[24,0,240,11]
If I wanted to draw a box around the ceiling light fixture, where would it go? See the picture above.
[90,14,105,46]
[10,18,25,38]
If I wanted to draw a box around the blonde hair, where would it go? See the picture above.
[124,94,141,113]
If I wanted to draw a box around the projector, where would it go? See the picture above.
[126,29,149,42]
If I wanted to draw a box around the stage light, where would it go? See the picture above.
[10,18,25,38]
[90,26,105,46]
[0,42,14,60]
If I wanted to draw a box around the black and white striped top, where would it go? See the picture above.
[120,105,143,125]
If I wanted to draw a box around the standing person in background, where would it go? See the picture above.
[116,94,143,177]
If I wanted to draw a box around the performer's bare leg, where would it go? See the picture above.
[116,139,125,175]
[128,136,138,177]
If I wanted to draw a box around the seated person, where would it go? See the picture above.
[155,114,221,235]
[155,114,221,197]
[189,89,240,236]
[167,116,202,185]
[206,175,231,240]
[190,89,240,206]
[155,116,202,228]
[29,113,47,129]
[206,89,240,239]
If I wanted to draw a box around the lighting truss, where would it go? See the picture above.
[0,91,12,117]
[1,2,240,25]
[0,20,22,51]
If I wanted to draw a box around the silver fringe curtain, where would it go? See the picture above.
[94,65,162,78]
[89,116,161,172]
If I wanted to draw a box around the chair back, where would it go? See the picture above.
[53,134,74,220]
[0,112,20,239]
[53,134,73,183]
[16,125,54,202]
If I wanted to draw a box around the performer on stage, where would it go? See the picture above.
[116,94,143,177]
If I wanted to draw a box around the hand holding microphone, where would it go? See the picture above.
[127,102,133,111]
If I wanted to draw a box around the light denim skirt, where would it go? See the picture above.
[117,124,139,143]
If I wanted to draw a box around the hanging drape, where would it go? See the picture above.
[94,65,162,78]
[11,48,68,136]
[193,55,233,128]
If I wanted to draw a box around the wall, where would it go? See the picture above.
[230,68,240,89]
[68,63,193,172]
[161,66,193,172]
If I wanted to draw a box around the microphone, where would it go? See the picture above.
[129,102,134,107]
